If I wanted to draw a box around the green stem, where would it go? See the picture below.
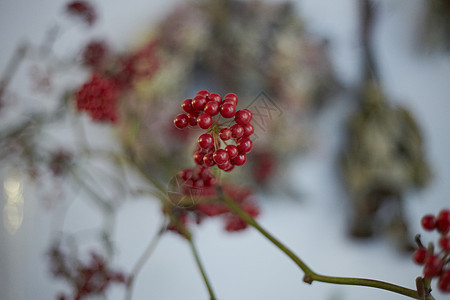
[306,274,418,298]
[220,191,419,299]
[188,237,217,300]
[0,43,27,97]
[125,220,167,300]
[166,214,216,299]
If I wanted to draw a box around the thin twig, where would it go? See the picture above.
[125,220,167,300]
[187,237,217,300]
[360,0,379,81]
[69,168,111,212]
[163,213,216,299]
[0,43,27,98]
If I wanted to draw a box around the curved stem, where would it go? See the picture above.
[187,237,217,300]
[69,168,111,212]
[220,191,419,299]
[360,0,379,82]
[306,274,418,298]
[125,220,167,300]
[0,43,27,98]
[164,213,216,300]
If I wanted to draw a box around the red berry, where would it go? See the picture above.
[196,166,209,179]
[187,113,198,126]
[235,110,251,125]
[413,248,428,265]
[224,163,235,172]
[203,153,215,167]
[243,109,253,122]
[231,124,244,139]
[237,137,253,153]
[174,114,188,129]
[220,102,236,118]
[213,149,229,165]
[196,90,210,98]
[66,1,96,26]
[192,96,207,112]
[225,145,239,159]
[438,269,450,292]
[204,101,219,116]
[242,202,259,217]
[423,254,443,278]
[194,178,204,188]
[197,203,227,216]
[197,113,213,129]
[208,93,222,104]
[439,235,450,252]
[436,209,450,234]
[225,215,247,231]
[421,214,436,231]
[204,175,218,187]
[217,160,232,170]
[180,169,193,181]
[198,133,214,149]
[222,99,237,107]
[193,152,204,165]
[224,93,238,105]
[243,123,254,137]
[182,99,194,113]
[57,294,67,300]
[232,154,247,166]
[83,40,108,67]
[219,128,232,141]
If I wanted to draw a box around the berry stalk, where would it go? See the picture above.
[188,237,217,300]
[125,220,168,300]
[218,186,420,299]
[166,212,217,300]
[0,43,27,99]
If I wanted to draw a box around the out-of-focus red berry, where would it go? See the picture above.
[421,214,436,231]
[66,1,96,26]
[436,209,450,234]
[423,254,443,278]
[412,248,428,265]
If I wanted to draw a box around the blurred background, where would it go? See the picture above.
[0,0,449,299]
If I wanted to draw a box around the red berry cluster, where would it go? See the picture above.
[49,246,127,300]
[177,166,218,194]
[174,90,254,172]
[166,172,260,235]
[66,1,96,26]
[197,184,259,232]
[75,72,119,123]
[413,209,450,293]
[113,40,160,89]
[74,39,160,123]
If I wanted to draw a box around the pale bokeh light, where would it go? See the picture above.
[3,173,24,235]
